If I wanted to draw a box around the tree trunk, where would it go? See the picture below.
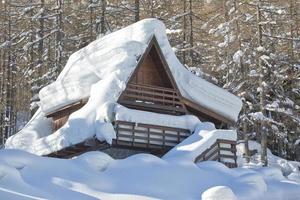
[257,1,268,167]
[233,0,245,76]
[289,0,294,61]
[243,118,250,163]
[100,0,106,34]
[134,0,140,22]
[38,0,44,70]
[150,0,154,18]
[55,0,63,75]
[189,0,193,61]
[89,0,94,41]
[183,0,187,65]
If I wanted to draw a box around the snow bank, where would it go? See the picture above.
[0,149,299,200]
[163,123,237,162]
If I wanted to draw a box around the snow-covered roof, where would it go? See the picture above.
[39,18,242,122]
[5,19,242,155]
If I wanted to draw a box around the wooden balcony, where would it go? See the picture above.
[113,120,191,152]
[118,83,186,115]
[47,121,237,168]
[194,139,237,168]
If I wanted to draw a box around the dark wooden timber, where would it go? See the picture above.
[183,97,234,126]
[194,139,237,168]
[46,98,88,118]
[47,139,110,158]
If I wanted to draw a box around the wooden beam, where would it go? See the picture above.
[46,98,88,118]
[182,97,234,125]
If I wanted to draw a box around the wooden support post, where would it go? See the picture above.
[147,127,150,148]
[162,129,165,147]
[132,123,135,147]
[217,141,221,162]
[232,143,237,167]
[115,123,119,145]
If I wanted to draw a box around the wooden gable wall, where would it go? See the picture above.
[118,36,187,116]
[130,45,173,88]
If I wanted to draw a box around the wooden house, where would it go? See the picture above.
[7,19,242,168]
[45,36,239,167]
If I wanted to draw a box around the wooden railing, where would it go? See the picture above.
[119,83,186,115]
[113,120,191,150]
[195,139,237,168]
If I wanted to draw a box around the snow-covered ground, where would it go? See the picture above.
[0,142,299,200]
[237,140,300,184]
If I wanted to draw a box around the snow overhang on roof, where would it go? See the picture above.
[39,18,242,123]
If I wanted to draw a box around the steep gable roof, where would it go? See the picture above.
[39,22,242,122]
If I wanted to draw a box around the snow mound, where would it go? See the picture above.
[72,151,114,172]
[202,186,237,200]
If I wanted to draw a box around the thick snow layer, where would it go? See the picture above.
[6,18,241,155]
[115,105,200,130]
[0,149,299,200]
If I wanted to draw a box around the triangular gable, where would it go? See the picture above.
[128,35,181,91]
[118,35,187,115]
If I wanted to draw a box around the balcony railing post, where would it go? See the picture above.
[132,123,135,147]
[115,122,119,145]
[147,127,150,148]
[217,140,221,162]
[162,129,165,148]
